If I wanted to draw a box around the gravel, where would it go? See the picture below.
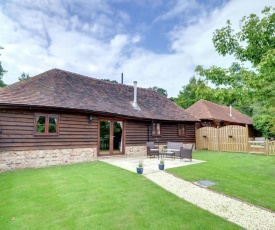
[145,171,275,230]
[101,156,275,229]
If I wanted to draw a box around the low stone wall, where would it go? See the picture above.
[125,145,146,157]
[0,147,97,172]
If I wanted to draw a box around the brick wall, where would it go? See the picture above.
[0,147,97,172]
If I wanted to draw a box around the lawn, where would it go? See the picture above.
[0,161,241,230]
[167,150,275,211]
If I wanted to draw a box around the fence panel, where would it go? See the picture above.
[248,141,266,154]
[268,140,275,155]
[196,127,218,151]
[196,125,248,152]
[219,125,248,152]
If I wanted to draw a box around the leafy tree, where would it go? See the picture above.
[149,86,168,97]
[19,72,31,81]
[195,6,275,137]
[253,114,273,138]
[169,97,177,102]
[175,76,215,109]
[101,79,118,83]
[0,46,7,87]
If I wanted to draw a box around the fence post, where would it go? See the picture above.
[245,125,249,153]
[266,140,269,156]
[217,126,220,151]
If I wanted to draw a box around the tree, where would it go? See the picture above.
[19,72,31,81]
[149,86,168,97]
[101,79,118,83]
[195,6,275,137]
[175,76,215,109]
[0,46,7,87]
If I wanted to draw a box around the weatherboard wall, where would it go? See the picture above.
[0,109,98,151]
[125,120,196,146]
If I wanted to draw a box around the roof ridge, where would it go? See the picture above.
[0,68,198,122]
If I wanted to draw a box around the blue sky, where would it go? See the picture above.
[0,0,274,97]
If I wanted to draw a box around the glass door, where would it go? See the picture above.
[99,119,123,155]
[112,121,123,154]
[99,120,110,155]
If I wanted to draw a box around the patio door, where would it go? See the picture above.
[99,119,123,156]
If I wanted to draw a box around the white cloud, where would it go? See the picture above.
[156,0,199,22]
[0,0,274,98]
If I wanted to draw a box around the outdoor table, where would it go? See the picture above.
[158,151,175,160]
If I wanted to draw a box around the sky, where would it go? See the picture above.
[0,0,274,97]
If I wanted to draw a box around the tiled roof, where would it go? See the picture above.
[0,69,197,122]
[186,99,252,125]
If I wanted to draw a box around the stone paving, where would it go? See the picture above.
[101,156,275,230]
[100,155,204,174]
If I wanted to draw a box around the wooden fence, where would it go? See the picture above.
[196,126,274,155]
[267,140,275,155]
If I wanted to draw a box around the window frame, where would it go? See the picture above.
[178,124,186,137]
[151,122,162,136]
[34,113,60,136]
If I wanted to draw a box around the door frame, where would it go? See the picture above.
[98,117,125,156]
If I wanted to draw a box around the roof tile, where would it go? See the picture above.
[0,69,197,122]
[186,99,252,125]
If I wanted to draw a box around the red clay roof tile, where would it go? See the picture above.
[0,69,197,122]
[186,99,252,125]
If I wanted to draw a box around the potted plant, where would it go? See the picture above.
[159,159,165,170]
[136,160,143,174]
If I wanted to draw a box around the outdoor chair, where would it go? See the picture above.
[180,144,194,162]
[146,142,159,158]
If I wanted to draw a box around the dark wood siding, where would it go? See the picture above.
[157,123,196,144]
[0,109,98,151]
[125,120,196,146]
[125,120,148,145]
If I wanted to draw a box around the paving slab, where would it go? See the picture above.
[101,155,275,230]
[100,156,204,174]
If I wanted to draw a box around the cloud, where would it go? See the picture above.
[0,0,274,98]
[155,0,199,22]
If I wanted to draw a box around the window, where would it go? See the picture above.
[34,114,59,135]
[152,123,161,136]
[178,124,186,136]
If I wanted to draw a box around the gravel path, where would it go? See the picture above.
[145,171,275,230]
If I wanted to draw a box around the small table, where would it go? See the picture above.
[158,151,175,160]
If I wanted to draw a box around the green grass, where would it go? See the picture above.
[0,161,241,230]
[167,151,275,211]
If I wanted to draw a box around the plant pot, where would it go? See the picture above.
[158,164,164,170]
[136,167,143,174]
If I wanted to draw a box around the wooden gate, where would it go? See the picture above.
[196,125,248,152]
[196,127,218,151]
[268,140,275,155]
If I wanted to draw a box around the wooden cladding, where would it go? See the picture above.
[154,123,195,144]
[125,120,195,146]
[125,120,148,145]
[0,108,196,152]
[0,109,98,151]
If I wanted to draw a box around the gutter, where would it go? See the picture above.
[0,103,198,123]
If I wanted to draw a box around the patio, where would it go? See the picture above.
[100,156,205,174]
[100,154,275,230]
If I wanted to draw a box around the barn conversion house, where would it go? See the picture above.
[0,69,197,171]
